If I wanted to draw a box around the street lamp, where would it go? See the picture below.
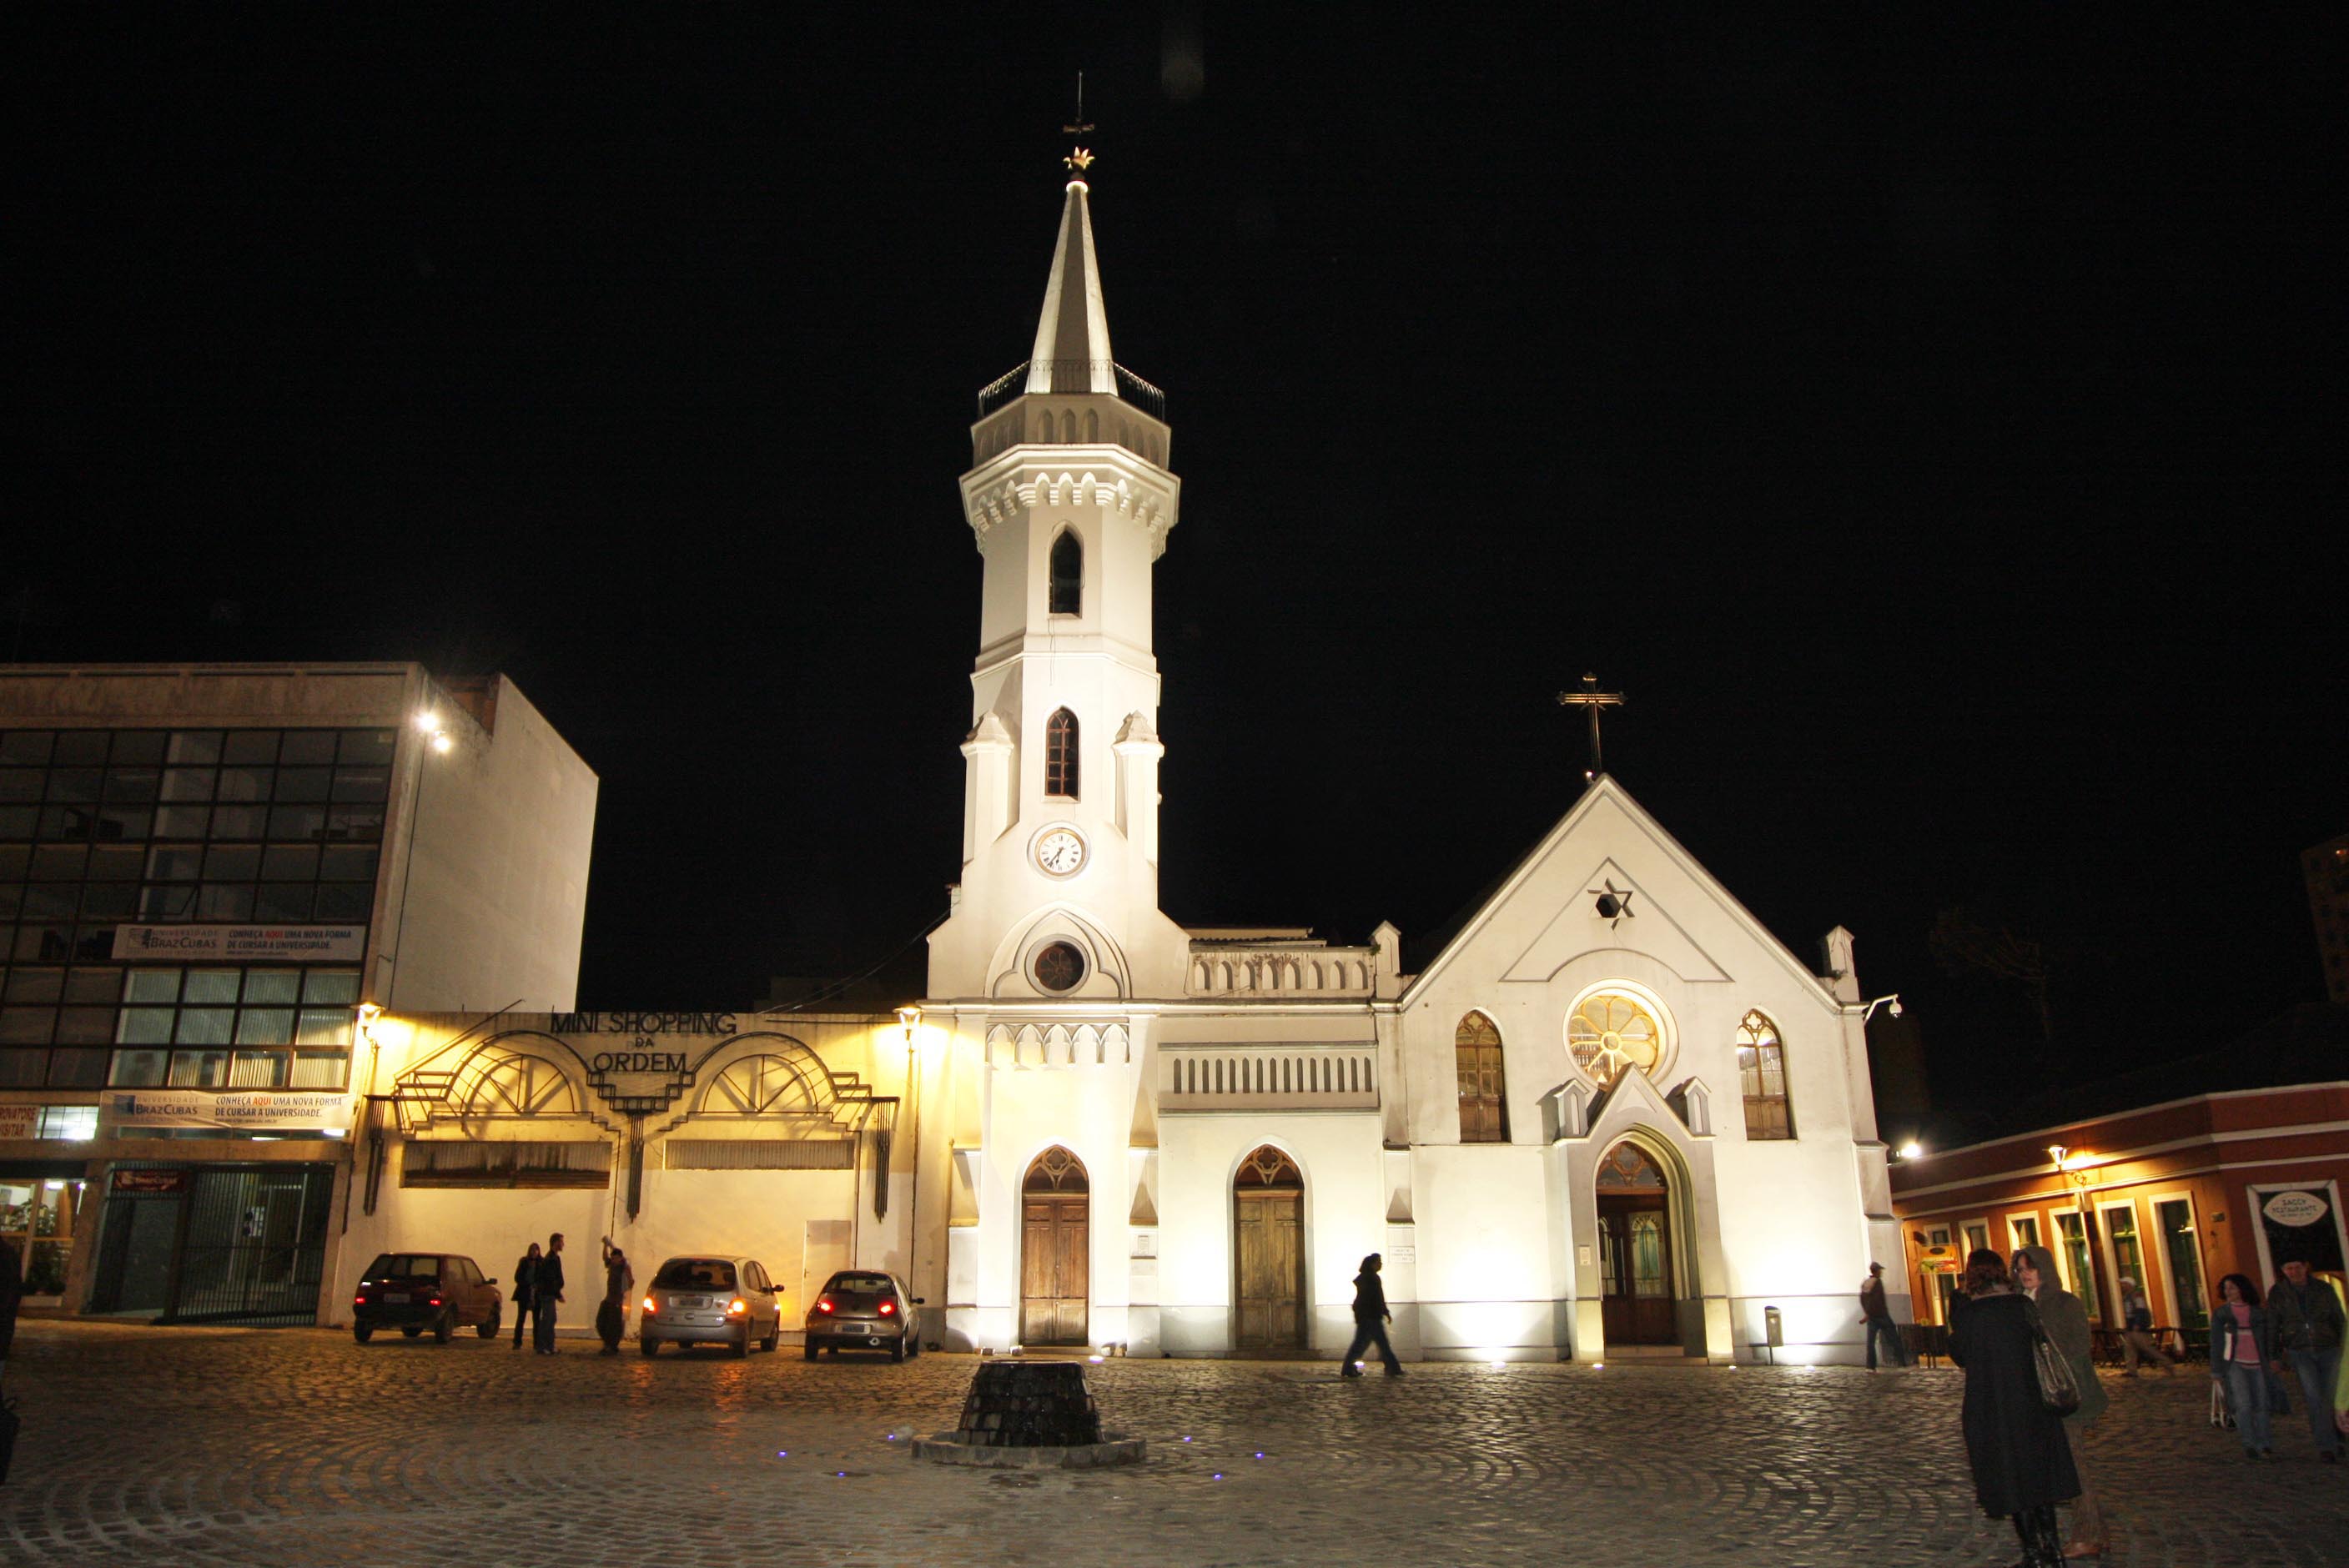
[897,1006,923,1341]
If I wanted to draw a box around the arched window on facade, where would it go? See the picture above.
[1455,1012,1509,1143]
[1735,1009,1793,1140]
[1044,708,1079,798]
[1049,530,1083,616]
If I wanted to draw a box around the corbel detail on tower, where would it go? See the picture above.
[962,463,1178,556]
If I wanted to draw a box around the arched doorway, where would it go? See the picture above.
[1232,1146,1305,1353]
[1020,1148,1089,1345]
[1595,1140,1678,1346]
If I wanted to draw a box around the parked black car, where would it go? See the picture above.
[351,1253,501,1344]
[803,1269,923,1361]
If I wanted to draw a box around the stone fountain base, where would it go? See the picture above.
[912,1359,1147,1469]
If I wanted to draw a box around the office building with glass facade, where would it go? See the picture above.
[0,662,596,1323]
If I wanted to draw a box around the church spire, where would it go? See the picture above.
[1024,147,1117,396]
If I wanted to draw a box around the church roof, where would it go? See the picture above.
[1024,177,1118,397]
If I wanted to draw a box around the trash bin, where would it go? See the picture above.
[1763,1305,1783,1364]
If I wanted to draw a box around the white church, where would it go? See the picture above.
[337,154,1903,1364]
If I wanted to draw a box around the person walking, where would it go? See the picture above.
[510,1241,541,1350]
[2211,1274,2276,1459]
[0,1233,23,1365]
[1340,1253,1403,1377]
[2267,1257,2345,1462]
[532,1233,566,1354]
[2014,1245,2108,1560]
[2115,1278,2172,1376]
[1949,1249,2078,1568]
[596,1235,634,1354]
[1861,1261,1908,1370]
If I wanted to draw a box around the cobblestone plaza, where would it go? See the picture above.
[3,1323,2343,1567]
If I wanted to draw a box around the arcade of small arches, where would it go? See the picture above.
[1185,955,1373,994]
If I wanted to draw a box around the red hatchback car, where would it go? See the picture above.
[351,1253,503,1344]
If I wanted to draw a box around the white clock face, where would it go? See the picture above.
[1034,827,1087,877]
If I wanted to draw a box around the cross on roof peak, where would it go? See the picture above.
[1555,673,1625,780]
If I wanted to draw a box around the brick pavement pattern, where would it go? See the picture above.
[3,1322,2345,1567]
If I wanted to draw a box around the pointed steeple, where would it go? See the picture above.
[1024,166,1117,396]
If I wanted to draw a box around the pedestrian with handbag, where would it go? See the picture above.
[2014,1245,2108,1560]
[2211,1274,2278,1459]
[1949,1249,2079,1568]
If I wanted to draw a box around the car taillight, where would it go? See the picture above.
[642,1296,656,1314]
[727,1298,748,1317]
[428,1296,443,1308]
[353,1295,366,1307]
[878,1300,895,1315]
[817,1297,835,1314]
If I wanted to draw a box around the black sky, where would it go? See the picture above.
[8,9,2340,1123]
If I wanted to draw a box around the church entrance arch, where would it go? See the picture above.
[1232,1146,1305,1353]
[1019,1148,1089,1345]
[1595,1139,1679,1346]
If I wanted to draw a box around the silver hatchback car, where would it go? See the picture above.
[638,1254,784,1356]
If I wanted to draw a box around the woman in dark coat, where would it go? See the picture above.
[1949,1249,2079,1568]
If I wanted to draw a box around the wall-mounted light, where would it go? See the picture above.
[1898,1140,1924,1161]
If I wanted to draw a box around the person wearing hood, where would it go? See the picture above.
[1340,1253,1403,1378]
[1949,1248,2079,1568]
[2014,1245,2108,1560]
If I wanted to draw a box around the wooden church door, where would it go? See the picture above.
[1019,1148,1089,1345]
[1595,1142,1679,1345]
[1232,1146,1305,1352]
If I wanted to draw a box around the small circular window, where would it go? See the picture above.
[1032,941,1086,993]
[1568,990,1666,1089]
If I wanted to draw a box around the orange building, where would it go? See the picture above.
[1889,1081,2349,1345]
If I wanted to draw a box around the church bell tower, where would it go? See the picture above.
[925,150,1190,1003]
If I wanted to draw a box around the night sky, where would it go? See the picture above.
[10,11,2338,1124]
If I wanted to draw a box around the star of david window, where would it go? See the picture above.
[1567,991,1665,1089]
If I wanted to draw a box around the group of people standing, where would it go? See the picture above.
[506,1233,636,1354]
[1949,1245,2347,1567]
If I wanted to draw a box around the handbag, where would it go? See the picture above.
[2022,1297,2082,1415]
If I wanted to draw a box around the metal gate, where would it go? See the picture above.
[168,1166,334,1323]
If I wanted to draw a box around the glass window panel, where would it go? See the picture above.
[21,886,76,921]
[319,847,378,882]
[5,968,63,1003]
[38,807,93,842]
[0,1008,56,1044]
[109,732,167,765]
[312,884,372,920]
[70,927,111,962]
[269,806,327,842]
[14,927,68,962]
[63,969,117,1003]
[323,807,381,842]
[279,731,336,766]
[0,846,26,878]
[195,885,254,921]
[159,767,215,802]
[274,767,331,802]
[46,1052,106,1089]
[0,733,56,766]
[241,971,299,1005]
[209,806,267,840]
[153,804,209,837]
[55,1008,114,1043]
[0,1051,48,1086]
[229,1051,287,1088]
[295,1007,353,1046]
[182,972,239,1004]
[44,770,103,803]
[108,1049,167,1086]
[168,1049,229,1087]
[0,888,18,920]
[103,768,161,803]
[237,1008,294,1045]
[31,846,87,880]
[254,885,313,922]
[214,766,271,802]
[0,807,38,841]
[53,732,109,766]
[137,885,197,920]
[0,771,43,803]
[291,1049,349,1088]
[302,970,360,1003]
[167,731,223,765]
[221,731,279,766]
[260,845,318,880]
[203,846,261,881]
[94,806,153,843]
[87,845,143,881]
[175,1009,234,1046]
[2157,1199,2208,1333]
[117,1008,176,1044]
[123,968,181,1003]
[81,887,139,922]
[330,768,390,803]
[340,730,397,765]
